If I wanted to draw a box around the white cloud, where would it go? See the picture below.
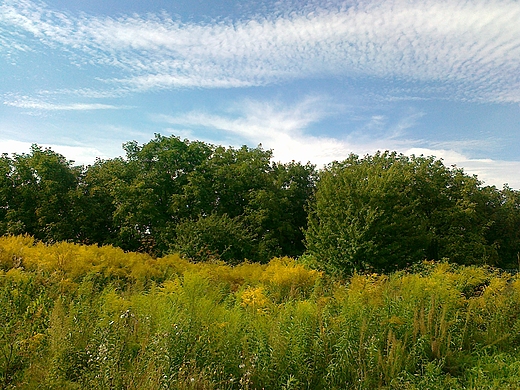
[2,93,517,188]
[3,96,128,110]
[157,97,405,166]
[156,96,354,165]
[0,139,108,165]
[427,139,499,153]
[156,97,520,188]
[1,0,519,101]
[405,148,520,189]
[1,0,519,188]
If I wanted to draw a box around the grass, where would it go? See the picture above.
[1,235,520,389]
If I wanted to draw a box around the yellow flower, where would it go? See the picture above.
[241,286,269,311]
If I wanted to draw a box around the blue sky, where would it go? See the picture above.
[1,0,519,188]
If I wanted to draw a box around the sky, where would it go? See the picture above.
[1,0,519,188]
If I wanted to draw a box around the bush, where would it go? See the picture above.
[306,152,497,276]
[171,213,257,264]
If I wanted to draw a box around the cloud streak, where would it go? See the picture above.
[1,0,519,188]
[156,97,416,167]
[0,139,108,165]
[1,0,519,101]
[3,96,128,110]
[406,148,520,189]
[157,96,520,188]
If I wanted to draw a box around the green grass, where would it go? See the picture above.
[1,236,520,389]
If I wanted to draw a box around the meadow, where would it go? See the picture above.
[2,235,520,389]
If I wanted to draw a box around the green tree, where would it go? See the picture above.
[171,145,316,261]
[109,135,214,254]
[171,213,256,264]
[72,158,131,247]
[3,146,80,242]
[0,155,13,235]
[171,145,273,218]
[305,152,496,276]
[170,144,276,260]
[478,185,520,268]
[245,161,317,258]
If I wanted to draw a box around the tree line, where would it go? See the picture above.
[306,152,520,275]
[1,134,519,274]
[0,135,316,263]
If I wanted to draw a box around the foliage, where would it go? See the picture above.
[0,135,317,262]
[1,137,519,271]
[0,146,80,242]
[170,213,257,263]
[2,236,520,389]
[305,151,515,276]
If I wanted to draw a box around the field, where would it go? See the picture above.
[2,235,520,389]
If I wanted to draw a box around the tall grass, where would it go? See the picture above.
[1,235,520,389]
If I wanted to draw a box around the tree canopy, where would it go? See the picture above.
[305,151,520,275]
[0,135,316,263]
[1,137,519,273]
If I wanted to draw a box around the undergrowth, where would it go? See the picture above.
[1,235,520,389]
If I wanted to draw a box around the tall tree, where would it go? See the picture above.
[73,158,130,246]
[0,154,13,235]
[245,161,317,258]
[305,152,496,276]
[478,185,520,268]
[171,145,317,261]
[2,146,79,242]
[111,134,214,254]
